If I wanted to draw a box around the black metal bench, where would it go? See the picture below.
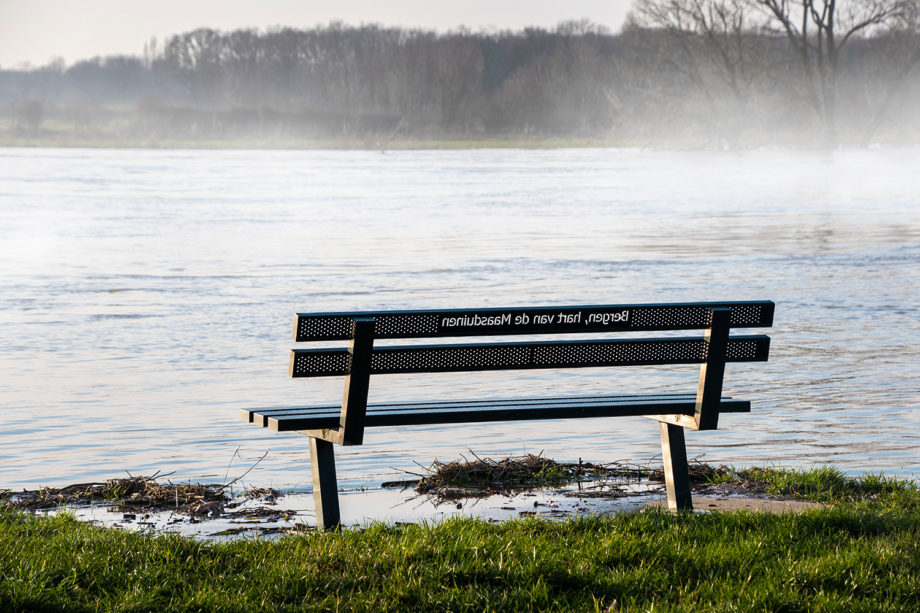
[242,301,773,529]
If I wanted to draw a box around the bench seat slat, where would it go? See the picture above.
[291,335,770,377]
[243,394,750,432]
[241,393,702,425]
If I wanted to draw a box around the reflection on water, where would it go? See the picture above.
[0,147,918,490]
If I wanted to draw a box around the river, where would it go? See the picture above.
[1,146,918,491]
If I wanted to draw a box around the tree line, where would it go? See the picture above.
[2,1,919,147]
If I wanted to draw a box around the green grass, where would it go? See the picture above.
[2,468,919,612]
[707,465,919,506]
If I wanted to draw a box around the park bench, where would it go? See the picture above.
[242,300,774,529]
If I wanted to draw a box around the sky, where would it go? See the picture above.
[0,0,635,69]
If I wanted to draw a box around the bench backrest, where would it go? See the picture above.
[287,301,772,445]
[290,301,773,378]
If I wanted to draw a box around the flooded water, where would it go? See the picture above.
[1,146,918,493]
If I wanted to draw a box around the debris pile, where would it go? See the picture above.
[405,452,654,500]
[0,472,278,514]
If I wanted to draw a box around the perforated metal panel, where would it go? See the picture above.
[289,350,349,377]
[726,337,770,360]
[727,303,767,327]
[289,335,770,377]
[372,345,531,373]
[630,306,713,329]
[294,301,774,341]
[375,314,440,337]
[295,312,442,341]
[533,339,706,367]
[295,315,353,342]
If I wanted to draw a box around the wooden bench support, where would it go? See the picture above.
[659,421,692,511]
[310,437,341,530]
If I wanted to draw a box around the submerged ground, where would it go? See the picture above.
[0,457,833,539]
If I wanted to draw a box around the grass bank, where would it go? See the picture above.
[0,129,624,151]
[2,468,918,612]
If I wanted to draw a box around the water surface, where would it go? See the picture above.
[1,146,918,490]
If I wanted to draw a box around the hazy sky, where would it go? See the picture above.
[0,0,635,68]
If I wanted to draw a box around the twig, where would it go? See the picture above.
[391,466,426,479]
[467,449,485,463]
[218,450,269,491]
[223,445,242,484]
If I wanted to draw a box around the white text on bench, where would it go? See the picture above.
[440,309,630,329]
[586,310,629,325]
[440,313,513,328]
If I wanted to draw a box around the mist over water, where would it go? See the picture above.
[0,146,918,490]
[3,18,919,148]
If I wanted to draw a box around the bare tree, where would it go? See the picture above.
[628,0,776,145]
[752,0,915,145]
[631,0,756,97]
[857,2,920,142]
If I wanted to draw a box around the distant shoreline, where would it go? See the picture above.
[0,133,631,151]
[5,133,917,151]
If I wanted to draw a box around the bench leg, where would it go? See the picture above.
[310,437,341,530]
[659,421,693,512]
